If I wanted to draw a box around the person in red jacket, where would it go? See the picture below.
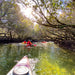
[24,41,26,44]
[26,40,32,47]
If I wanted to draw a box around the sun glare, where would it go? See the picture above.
[57,10,62,15]
[17,3,33,18]
[57,10,66,18]
[21,8,32,18]
[58,11,62,15]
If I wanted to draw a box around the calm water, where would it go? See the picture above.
[0,42,75,75]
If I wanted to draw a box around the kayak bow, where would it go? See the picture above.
[7,56,32,75]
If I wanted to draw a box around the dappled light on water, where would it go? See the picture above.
[35,53,75,75]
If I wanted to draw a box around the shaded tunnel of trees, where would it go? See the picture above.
[0,0,75,51]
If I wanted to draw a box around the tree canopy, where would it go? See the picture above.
[0,0,75,47]
[15,0,75,28]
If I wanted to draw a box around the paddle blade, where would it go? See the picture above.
[34,44,36,46]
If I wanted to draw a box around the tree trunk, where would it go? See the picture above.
[9,31,12,40]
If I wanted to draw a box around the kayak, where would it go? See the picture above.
[7,56,32,75]
[42,41,47,43]
[22,41,36,47]
[26,44,36,47]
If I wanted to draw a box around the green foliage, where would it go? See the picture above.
[40,0,45,4]
[67,3,72,8]
[34,24,40,31]
[0,0,74,41]
[35,53,74,75]
[33,5,38,10]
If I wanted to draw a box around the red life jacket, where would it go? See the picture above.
[27,41,32,46]
[24,41,26,44]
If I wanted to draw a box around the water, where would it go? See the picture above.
[0,42,75,75]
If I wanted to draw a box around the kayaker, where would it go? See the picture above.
[22,41,26,44]
[26,40,32,47]
[24,41,26,44]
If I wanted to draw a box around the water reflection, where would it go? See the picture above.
[35,42,75,75]
[0,42,75,75]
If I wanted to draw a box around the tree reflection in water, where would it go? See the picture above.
[0,42,75,75]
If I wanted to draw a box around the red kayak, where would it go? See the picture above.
[7,56,32,75]
[42,41,47,43]
[26,44,36,47]
[22,40,37,47]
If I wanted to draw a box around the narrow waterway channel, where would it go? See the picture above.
[0,42,75,75]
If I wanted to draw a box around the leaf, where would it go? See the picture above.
[33,5,38,9]
[40,0,44,4]
[53,3,56,7]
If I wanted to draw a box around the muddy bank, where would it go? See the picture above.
[0,37,38,44]
[54,38,75,52]
[0,38,23,43]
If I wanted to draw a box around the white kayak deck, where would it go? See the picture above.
[7,56,38,75]
[7,56,32,75]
